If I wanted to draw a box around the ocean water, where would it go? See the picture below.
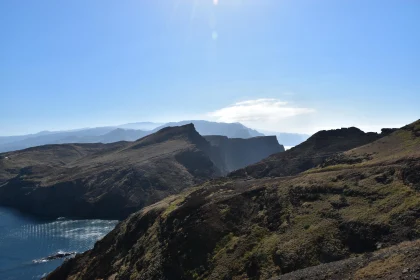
[0,207,118,280]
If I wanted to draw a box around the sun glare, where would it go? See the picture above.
[213,0,219,5]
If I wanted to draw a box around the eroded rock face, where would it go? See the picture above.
[204,135,284,174]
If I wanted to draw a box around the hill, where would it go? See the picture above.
[0,124,218,219]
[0,124,282,219]
[0,127,141,153]
[229,127,394,179]
[272,239,420,279]
[47,120,420,280]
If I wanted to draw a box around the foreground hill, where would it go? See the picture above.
[273,239,420,279]
[47,120,420,279]
[0,124,282,219]
[230,127,395,179]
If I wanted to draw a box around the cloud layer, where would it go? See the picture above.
[207,99,315,131]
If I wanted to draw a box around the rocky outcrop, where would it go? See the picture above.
[33,251,76,263]
[204,135,284,174]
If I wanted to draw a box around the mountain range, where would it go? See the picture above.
[2,117,418,279]
[45,119,420,280]
[0,120,308,153]
[0,124,283,219]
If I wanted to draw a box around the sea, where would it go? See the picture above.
[0,207,118,280]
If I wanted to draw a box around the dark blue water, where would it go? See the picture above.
[0,207,118,280]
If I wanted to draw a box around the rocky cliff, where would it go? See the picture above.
[204,135,284,174]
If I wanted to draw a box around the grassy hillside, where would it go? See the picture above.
[273,239,420,279]
[47,120,420,280]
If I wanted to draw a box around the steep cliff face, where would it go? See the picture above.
[47,120,420,280]
[204,135,284,174]
[0,124,220,219]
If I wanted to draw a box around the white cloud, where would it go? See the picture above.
[207,99,315,129]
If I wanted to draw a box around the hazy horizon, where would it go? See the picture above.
[0,118,408,138]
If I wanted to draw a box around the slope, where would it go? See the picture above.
[0,124,220,219]
[230,127,393,179]
[272,239,420,279]
[47,120,420,280]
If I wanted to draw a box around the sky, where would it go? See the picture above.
[0,0,419,136]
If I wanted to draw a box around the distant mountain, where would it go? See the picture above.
[0,120,312,153]
[0,127,127,152]
[0,124,282,219]
[154,120,264,139]
[116,122,163,130]
[0,121,266,153]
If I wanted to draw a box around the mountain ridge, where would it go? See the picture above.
[229,126,394,179]
[0,124,283,219]
[46,120,420,280]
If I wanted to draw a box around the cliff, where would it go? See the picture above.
[204,135,284,174]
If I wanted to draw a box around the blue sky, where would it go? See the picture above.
[1,0,419,135]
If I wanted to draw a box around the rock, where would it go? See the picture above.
[33,251,76,263]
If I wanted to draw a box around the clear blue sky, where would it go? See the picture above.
[1,0,419,135]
